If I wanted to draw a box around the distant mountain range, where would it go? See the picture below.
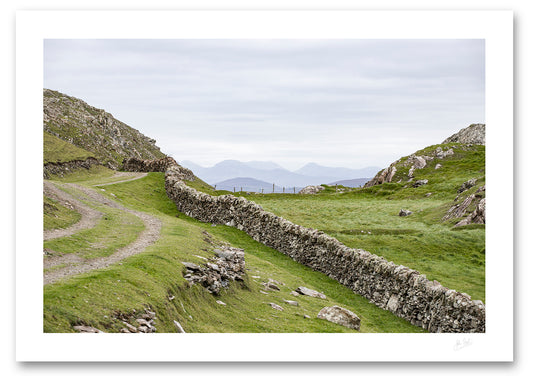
[212,177,301,193]
[180,159,380,190]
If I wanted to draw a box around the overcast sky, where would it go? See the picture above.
[44,39,484,170]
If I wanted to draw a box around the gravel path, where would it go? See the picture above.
[43,181,162,285]
[93,172,148,187]
[43,181,103,241]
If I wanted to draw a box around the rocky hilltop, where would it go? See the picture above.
[43,89,166,169]
[363,123,485,227]
[443,123,485,145]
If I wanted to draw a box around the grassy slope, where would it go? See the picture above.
[43,195,82,231]
[44,169,424,333]
[244,143,485,302]
[43,131,96,164]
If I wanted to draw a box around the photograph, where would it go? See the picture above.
[14,10,514,363]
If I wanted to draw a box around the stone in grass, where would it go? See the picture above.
[73,325,105,333]
[173,320,186,333]
[216,300,227,306]
[283,300,299,306]
[295,286,327,299]
[317,306,361,331]
[182,262,202,271]
[399,209,412,217]
[269,303,284,311]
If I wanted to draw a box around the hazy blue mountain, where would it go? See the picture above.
[180,159,379,188]
[214,177,302,193]
[328,178,371,188]
[295,162,380,180]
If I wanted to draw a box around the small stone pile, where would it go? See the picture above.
[182,246,246,294]
[117,308,157,333]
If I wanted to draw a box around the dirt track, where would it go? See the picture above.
[43,177,161,285]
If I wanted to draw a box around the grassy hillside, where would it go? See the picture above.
[43,131,96,164]
[43,195,82,231]
[245,143,486,301]
[44,168,425,333]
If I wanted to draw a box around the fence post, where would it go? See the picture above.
[294,187,296,194]
[283,187,285,193]
[272,183,275,193]
[233,187,235,193]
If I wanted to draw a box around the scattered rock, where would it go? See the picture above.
[399,209,412,217]
[269,303,284,311]
[290,291,300,297]
[216,300,227,306]
[283,300,299,306]
[425,193,432,197]
[413,179,428,188]
[303,315,311,319]
[262,281,281,291]
[435,163,442,170]
[317,306,361,330]
[73,325,105,333]
[259,291,269,295]
[458,178,477,194]
[182,262,202,271]
[295,286,327,299]
[173,320,186,333]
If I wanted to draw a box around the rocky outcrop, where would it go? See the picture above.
[317,306,361,330]
[163,163,485,333]
[44,88,166,169]
[43,157,100,179]
[455,198,486,227]
[364,166,397,187]
[443,123,485,145]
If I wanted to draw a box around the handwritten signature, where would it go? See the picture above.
[453,338,473,351]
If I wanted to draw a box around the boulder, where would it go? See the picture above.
[399,209,412,217]
[317,306,361,330]
[296,286,327,299]
[269,303,284,311]
[73,325,105,333]
[413,179,428,187]
[458,178,477,193]
[299,185,325,194]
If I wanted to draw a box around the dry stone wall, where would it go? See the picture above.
[161,164,485,333]
[43,157,100,179]
[122,157,196,181]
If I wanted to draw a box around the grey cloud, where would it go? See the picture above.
[44,39,484,170]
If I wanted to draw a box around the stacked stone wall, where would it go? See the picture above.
[162,164,485,333]
[122,157,195,181]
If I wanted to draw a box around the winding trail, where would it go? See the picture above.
[43,179,161,285]
[93,172,148,187]
[43,181,103,241]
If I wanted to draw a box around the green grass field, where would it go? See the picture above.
[235,144,486,301]
[43,131,96,164]
[44,168,425,333]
